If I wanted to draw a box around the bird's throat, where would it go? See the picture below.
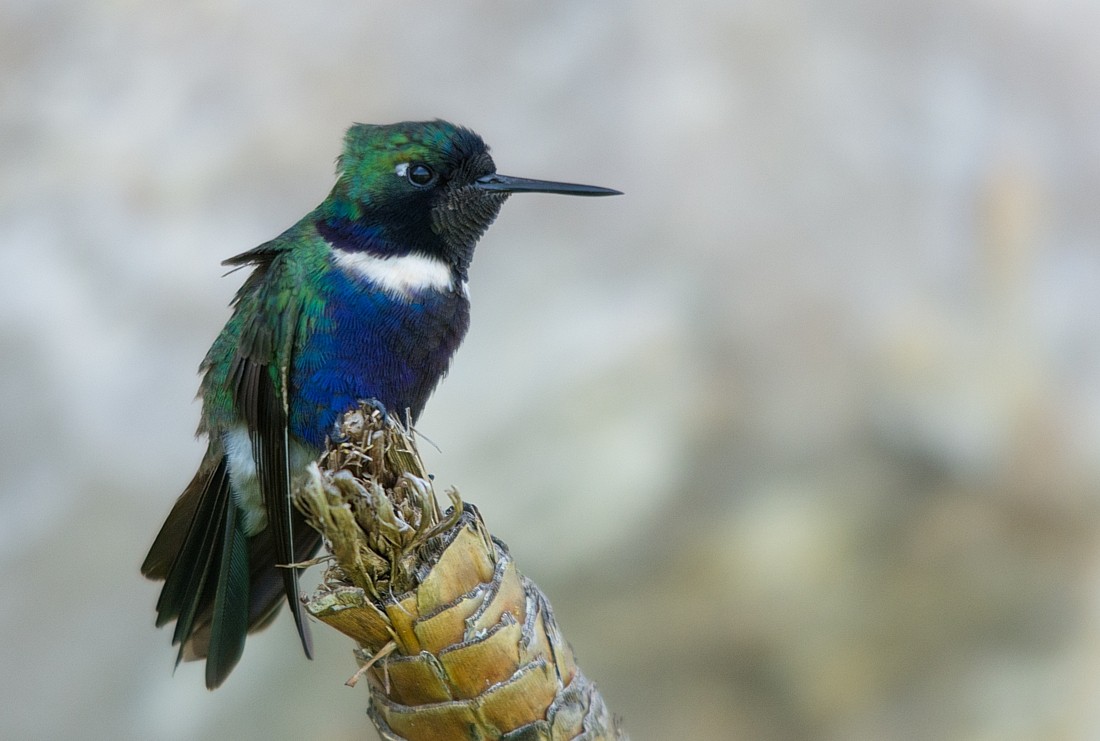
[331,248,459,298]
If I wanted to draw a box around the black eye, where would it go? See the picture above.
[407,163,436,187]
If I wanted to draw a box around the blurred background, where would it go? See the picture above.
[3,1,1100,739]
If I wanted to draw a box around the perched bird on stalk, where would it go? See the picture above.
[141,120,620,688]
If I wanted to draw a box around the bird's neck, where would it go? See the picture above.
[314,199,477,282]
[315,211,406,258]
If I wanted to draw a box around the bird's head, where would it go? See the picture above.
[319,120,619,279]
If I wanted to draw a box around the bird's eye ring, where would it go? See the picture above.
[407,163,436,187]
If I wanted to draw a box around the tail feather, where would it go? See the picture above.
[204,499,250,688]
[144,457,322,687]
[141,465,211,582]
[149,460,229,633]
[186,511,322,659]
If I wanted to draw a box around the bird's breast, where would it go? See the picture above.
[289,257,470,447]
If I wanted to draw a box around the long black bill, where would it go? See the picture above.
[475,173,622,196]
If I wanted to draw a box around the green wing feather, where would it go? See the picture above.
[222,240,315,662]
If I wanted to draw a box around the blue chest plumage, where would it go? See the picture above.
[289,261,470,449]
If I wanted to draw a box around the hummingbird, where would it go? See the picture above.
[141,120,619,689]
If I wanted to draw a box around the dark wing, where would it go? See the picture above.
[224,246,315,662]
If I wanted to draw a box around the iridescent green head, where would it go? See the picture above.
[319,120,620,278]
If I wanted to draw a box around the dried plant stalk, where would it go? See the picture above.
[297,404,627,741]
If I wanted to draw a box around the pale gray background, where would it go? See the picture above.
[3,1,1100,739]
